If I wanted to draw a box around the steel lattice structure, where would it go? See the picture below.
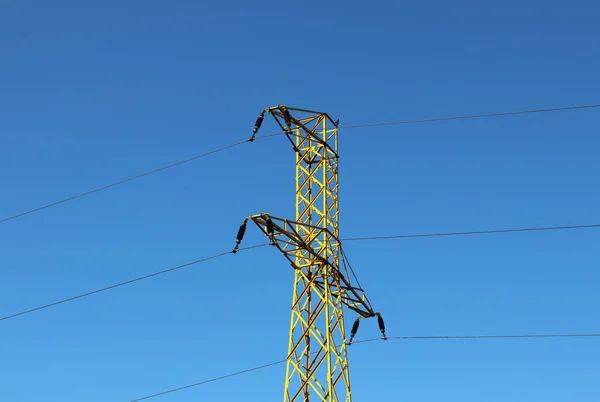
[233,106,385,402]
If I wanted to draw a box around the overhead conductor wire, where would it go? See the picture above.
[0,245,267,322]
[3,222,600,322]
[340,103,600,129]
[341,223,600,242]
[130,332,600,401]
[2,103,598,225]
[0,139,250,225]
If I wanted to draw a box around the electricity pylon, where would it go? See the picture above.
[233,106,386,402]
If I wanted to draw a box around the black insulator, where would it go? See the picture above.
[236,221,247,243]
[249,112,265,142]
[282,107,292,129]
[377,314,385,331]
[266,218,274,236]
[377,313,387,340]
[347,317,361,345]
[253,113,264,135]
[350,318,360,338]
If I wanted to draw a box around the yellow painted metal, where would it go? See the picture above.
[247,106,376,402]
[289,111,345,402]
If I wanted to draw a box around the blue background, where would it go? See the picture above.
[1,1,599,401]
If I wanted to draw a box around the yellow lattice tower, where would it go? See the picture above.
[233,105,386,402]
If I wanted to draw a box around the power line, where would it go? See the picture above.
[341,223,600,242]
[351,333,600,344]
[3,223,598,322]
[3,103,598,226]
[341,104,600,129]
[2,223,598,321]
[130,359,287,402]
[0,139,253,225]
[129,332,600,401]
[0,245,267,322]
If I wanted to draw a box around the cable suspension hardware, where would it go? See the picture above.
[249,112,265,142]
[348,317,361,345]
[234,105,386,402]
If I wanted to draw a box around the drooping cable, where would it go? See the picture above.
[341,223,600,242]
[0,140,249,225]
[3,103,598,226]
[0,244,267,322]
[340,104,600,129]
[129,332,600,401]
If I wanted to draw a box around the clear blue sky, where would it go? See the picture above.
[1,1,599,401]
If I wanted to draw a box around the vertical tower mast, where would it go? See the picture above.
[234,105,386,402]
[286,107,346,402]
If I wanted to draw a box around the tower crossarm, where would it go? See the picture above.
[250,105,339,159]
[248,213,376,319]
